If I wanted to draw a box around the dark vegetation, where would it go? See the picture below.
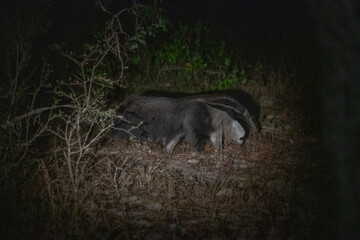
[1,0,353,239]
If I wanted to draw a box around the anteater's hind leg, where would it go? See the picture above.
[165,132,184,154]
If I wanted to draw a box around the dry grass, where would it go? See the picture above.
[37,118,331,239]
[87,126,326,239]
[33,68,333,239]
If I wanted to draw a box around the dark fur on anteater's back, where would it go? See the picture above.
[143,90,260,131]
[182,94,258,132]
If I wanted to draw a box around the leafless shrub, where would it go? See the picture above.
[36,1,167,237]
[0,0,167,238]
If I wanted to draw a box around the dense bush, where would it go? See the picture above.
[129,22,247,92]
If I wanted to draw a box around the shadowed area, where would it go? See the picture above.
[2,0,358,239]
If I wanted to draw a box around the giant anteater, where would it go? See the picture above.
[112,95,257,153]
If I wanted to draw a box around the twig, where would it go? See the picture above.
[1,105,74,128]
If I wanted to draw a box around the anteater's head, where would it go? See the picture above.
[227,120,246,145]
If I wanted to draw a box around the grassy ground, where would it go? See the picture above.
[90,80,332,239]
[29,77,331,239]
[0,63,333,240]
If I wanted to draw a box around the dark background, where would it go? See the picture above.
[1,0,359,238]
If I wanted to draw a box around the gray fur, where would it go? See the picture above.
[206,105,246,151]
[113,95,252,153]
[113,96,213,153]
[184,94,258,132]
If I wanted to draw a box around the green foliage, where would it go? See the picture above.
[216,67,247,90]
[129,7,168,50]
[130,22,247,91]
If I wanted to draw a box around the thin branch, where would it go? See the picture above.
[1,105,74,128]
